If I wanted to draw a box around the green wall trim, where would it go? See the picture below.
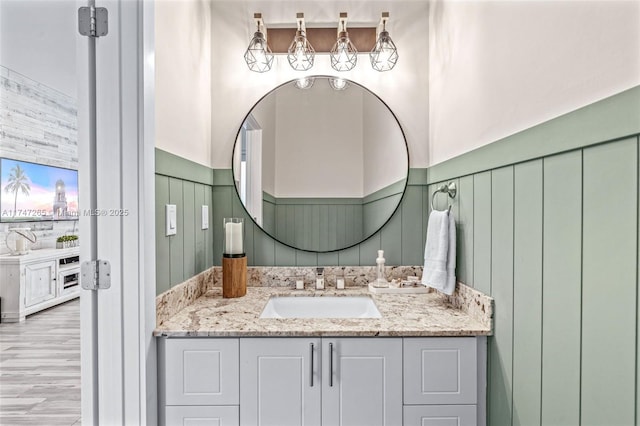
[213,169,234,186]
[362,179,406,204]
[155,148,214,185]
[408,168,428,185]
[262,191,276,204]
[271,197,362,205]
[428,85,640,183]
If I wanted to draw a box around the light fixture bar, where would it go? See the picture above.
[288,12,315,71]
[244,12,274,73]
[370,11,398,72]
[254,13,266,39]
[337,12,348,38]
[377,12,389,37]
[330,12,357,72]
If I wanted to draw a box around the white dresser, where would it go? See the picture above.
[0,247,80,322]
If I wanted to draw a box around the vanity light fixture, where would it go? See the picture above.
[287,13,315,71]
[244,13,274,73]
[370,12,398,72]
[330,13,358,72]
[294,77,315,90]
[328,77,348,91]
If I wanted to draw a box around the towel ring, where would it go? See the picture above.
[431,182,457,212]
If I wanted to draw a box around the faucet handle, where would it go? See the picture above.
[315,267,325,289]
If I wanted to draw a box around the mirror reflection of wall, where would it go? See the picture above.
[233,77,409,252]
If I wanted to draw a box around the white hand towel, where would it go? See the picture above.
[421,210,457,295]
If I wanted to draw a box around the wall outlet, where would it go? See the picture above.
[201,205,209,230]
[166,204,177,236]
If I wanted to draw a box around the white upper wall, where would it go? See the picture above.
[0,0,76,98]
[362,90,408,195]
[428,0,640,166]
[155,0,213,167]
[210,0,430,168]
[274,83,364,198]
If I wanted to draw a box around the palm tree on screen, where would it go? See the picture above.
[4,164,31,218]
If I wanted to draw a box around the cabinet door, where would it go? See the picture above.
[240,338,321,426]
[164,405,239,426]
[162,338,239,406]
[322,338,402,426]
[403,405,476,426]
[404,337,477,405]
[24,261,56,307]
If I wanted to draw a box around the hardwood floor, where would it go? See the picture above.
[0,299,81,425]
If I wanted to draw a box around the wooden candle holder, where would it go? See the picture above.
[222,255,247,298]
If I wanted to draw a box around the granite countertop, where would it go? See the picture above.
[154,285,492,338]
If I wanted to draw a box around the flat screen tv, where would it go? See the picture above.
[0,158,79,222]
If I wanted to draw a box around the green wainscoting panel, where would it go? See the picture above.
[194,184,205,273]
[182,181,196,279]
[637,138,640,426]
[362,179,405,203]
[296,251,318,266]
[212,186,233,266]
[363,194,402,237]
[338,245,360,266]
[317,252,339,267]
[204,187,213,269]
[262,198,276,235]
[473,172,492,294]
[155,148,214,185]
[401,186,425,265]
[512,160,542,426]
[232,192,254,264]
[489,166,514,426]
[359,232,381,265]
[274,241,296,266]
[156,148,215,290]
[168,177,184,286]
[155,175,170,295]
[271,199,364,251]
[428,86,640,183]
[581,138,637,426]
[253,227,275,266]
[541,151,582,426]
[380,204,402,265]
[456,175,474,286]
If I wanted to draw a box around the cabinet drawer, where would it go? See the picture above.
[164,405,239,426]
[161,338,239,406]
[404,337,477,405]
[403,405,476,426]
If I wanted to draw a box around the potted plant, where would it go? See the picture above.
[56,234,79,249]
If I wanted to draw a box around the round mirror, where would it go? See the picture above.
[232,76,409,252]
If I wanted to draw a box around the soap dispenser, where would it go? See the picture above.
[373,250,389,288]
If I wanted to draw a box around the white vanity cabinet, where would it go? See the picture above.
[239,338,402,426]
[158,338,240,426]
[403,337,484,426]
[321,338,403,426]
[240,338,321,426]
[158,336,486,426]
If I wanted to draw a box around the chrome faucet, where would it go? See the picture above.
[315,267,325,290]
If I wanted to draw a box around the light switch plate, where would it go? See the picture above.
[201,205,209,230]
[166,204,177,236]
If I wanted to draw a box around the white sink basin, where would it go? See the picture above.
[260,296,382,319]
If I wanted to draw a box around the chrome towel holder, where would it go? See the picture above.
[431,182,457,212]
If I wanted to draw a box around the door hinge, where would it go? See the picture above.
[78,6,108,38]
[81,260,111,290]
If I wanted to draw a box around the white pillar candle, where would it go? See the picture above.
[15,237,25,253]
[225,222,243,254]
